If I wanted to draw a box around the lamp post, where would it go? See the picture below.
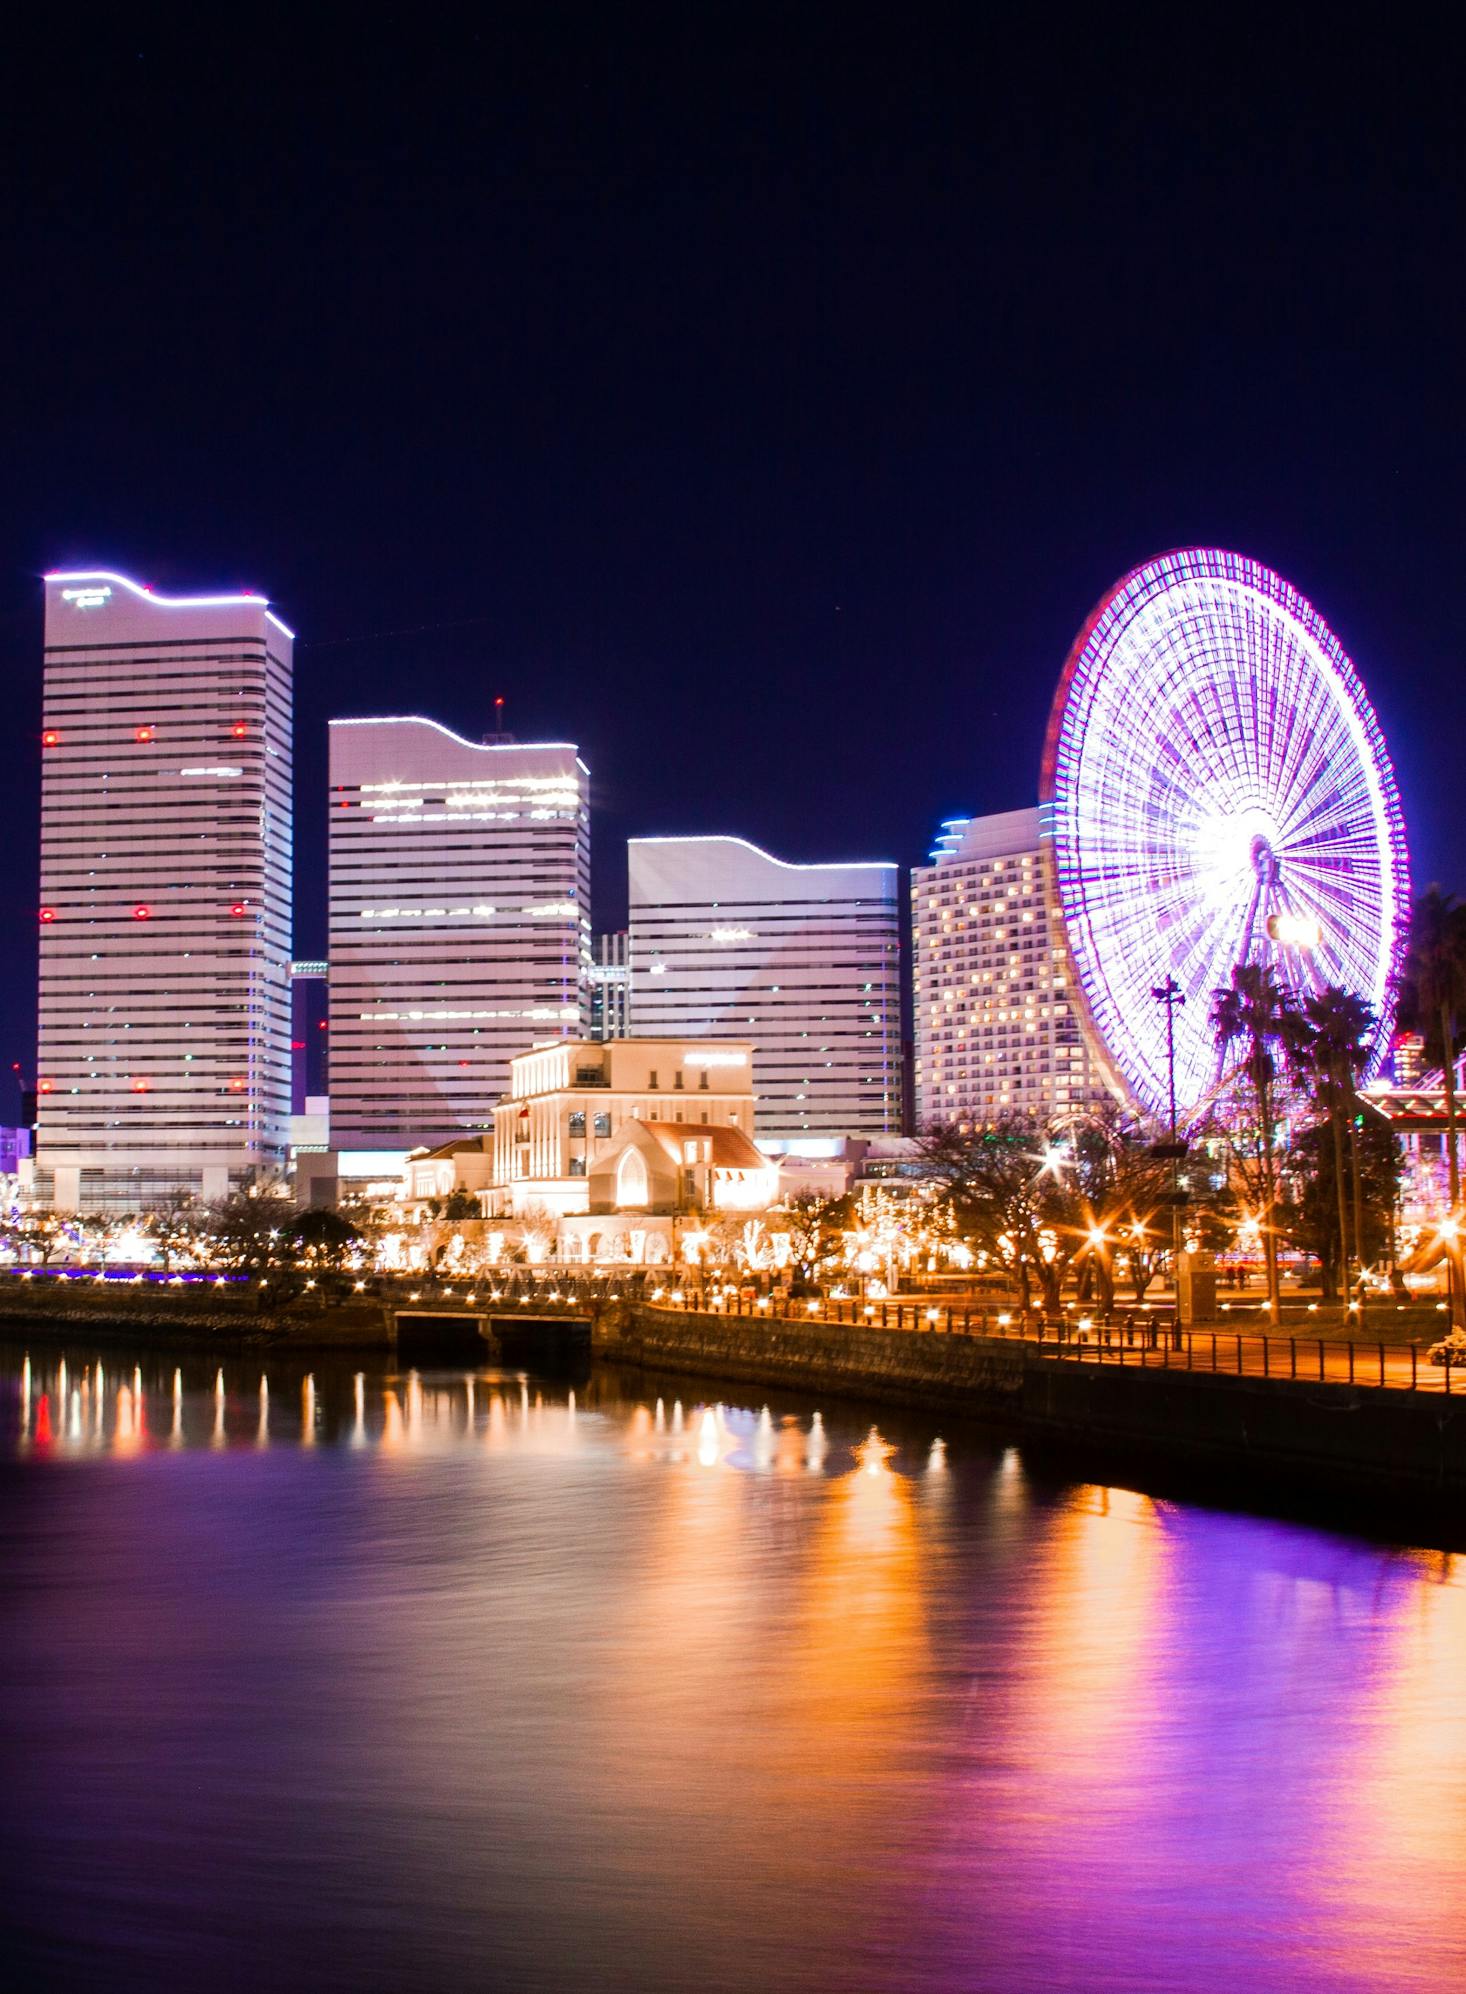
[1151,976,1187,1341]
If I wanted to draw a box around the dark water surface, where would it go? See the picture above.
[1,1343,1463,1993]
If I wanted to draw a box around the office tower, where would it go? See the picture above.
[290,961,329,1114]
[588,931,631,1040]
[627,836,901,1139]
[37,569,293,1210]
[327,718,590,1152]
[911,806,1099,1127]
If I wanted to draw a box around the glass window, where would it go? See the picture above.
[568,1111,586,1135]
[593,1112,611,1138]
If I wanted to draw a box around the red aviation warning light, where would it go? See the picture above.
[39,908,57,923]
[42,730,60,747]
[132,905,152,921]
[135,725,155,743]
[231,721,248,739]
[131,1078,149,1094]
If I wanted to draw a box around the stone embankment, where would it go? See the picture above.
[6,1283,1465,1498]
[599,1302,1027,1408]
[0,1281,393,1348]
[604,1304,1466,1496]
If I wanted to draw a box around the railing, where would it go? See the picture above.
[649,1292,1462,1395]
[4,1268,1458,1394]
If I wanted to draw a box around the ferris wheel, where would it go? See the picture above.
[1041,548,1411,1121]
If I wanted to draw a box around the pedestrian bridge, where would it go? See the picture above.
[393,1301,593,1368]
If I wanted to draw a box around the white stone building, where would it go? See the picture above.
[488,1036,775,1218]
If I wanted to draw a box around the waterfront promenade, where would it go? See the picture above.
[3,1269,1464,1508]
[0,1266,1458,1391]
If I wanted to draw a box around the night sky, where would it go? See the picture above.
[3,13,1462,1101]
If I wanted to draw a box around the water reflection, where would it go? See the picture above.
[0,1342,1463,1994]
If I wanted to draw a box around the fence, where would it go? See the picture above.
[4,1268,1458,1394]
[658,1292,1460,1395]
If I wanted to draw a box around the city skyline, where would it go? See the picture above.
[3,16,1463,1107]
[20,547,1423,1187]
[4,516,1447,1124]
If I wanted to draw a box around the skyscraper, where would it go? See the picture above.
[289,960,329,1113]
[911,806,1099,1128]
[627,836,901,1139]
[587,931,631,1040]
[37,570,293,1210]
[327,718,590,1152]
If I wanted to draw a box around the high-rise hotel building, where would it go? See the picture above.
[37,570,293,1210]
[328,718,590,1153]
[912,806,1099,1128]
[628,836,901,1139]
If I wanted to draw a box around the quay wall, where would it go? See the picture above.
[601,1303,1026,1408]
[0,1284,393,1348]
[607,1305,1466,1494]
[5,1286,1465,1496]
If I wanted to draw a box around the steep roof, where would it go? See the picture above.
[634,1120,769,1170]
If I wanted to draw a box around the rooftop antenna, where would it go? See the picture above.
[483,695,515,747]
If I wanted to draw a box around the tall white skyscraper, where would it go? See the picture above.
[911,806,1099,1128]
[37,570,293,1210]
[628,836,901,1139]
[328,718,590,1152]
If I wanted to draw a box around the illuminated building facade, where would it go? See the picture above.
[912,807,1098,1127]
[627,836,901,1139]
[489,1035,770,1217]
[588,930,631,1039]
[36,570,293,1210]
[290,960,329,1113]
[327,719,590,1150]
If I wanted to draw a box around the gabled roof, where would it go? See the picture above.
[634,1120,769,1170]
[414,1135,488,1161]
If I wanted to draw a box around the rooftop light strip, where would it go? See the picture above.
[46,569,296,639]
[629,835,897,872]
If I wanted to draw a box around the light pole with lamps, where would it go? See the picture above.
[1151,976,1188,1341]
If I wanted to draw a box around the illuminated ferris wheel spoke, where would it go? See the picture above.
[1042,548,1410,1119]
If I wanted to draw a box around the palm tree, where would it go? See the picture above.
[1291,987,1375,1302]
[1401,888,1466,1325]
[1210,962,1296,1323]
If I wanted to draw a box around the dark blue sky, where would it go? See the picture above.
[2,10,1461,1103]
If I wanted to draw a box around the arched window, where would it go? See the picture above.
[616,1147,649,1208]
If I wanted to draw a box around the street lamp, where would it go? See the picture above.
[1151,976,1188,1342]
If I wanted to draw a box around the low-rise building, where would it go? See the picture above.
[489,1036,772,1218]
[404,1136,496,1213]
